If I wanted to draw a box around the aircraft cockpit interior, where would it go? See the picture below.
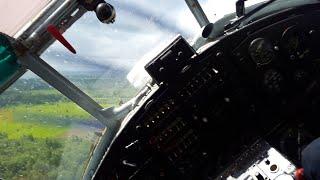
[1,0,320,180]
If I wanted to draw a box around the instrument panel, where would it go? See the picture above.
[94,4,320,180]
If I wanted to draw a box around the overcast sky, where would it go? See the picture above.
[41,0,264,72]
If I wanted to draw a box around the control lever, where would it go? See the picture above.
[225,0,276,30]
[236,0,247,17]
[47,24,76,54]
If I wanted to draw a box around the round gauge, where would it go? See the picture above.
[249,38,276,66]
[281,26,302,58]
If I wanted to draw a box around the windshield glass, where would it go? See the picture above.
[41,0,202,102]
[0,72,104,179]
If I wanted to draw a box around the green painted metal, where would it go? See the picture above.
[0,34,19,86]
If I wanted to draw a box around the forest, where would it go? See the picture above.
[0,73,136,180]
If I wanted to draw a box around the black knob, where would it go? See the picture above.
[95,2,116,24]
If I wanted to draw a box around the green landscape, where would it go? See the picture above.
[0,73,136,180]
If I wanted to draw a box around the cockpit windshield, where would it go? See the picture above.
[0,72,104,179]
[41,0,203,98]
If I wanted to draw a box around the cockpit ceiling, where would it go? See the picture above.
[0,0,52,37]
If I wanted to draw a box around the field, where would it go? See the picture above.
[0,74,136,180]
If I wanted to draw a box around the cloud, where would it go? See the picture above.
[42,0,204,71]
[42,0,266,72]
